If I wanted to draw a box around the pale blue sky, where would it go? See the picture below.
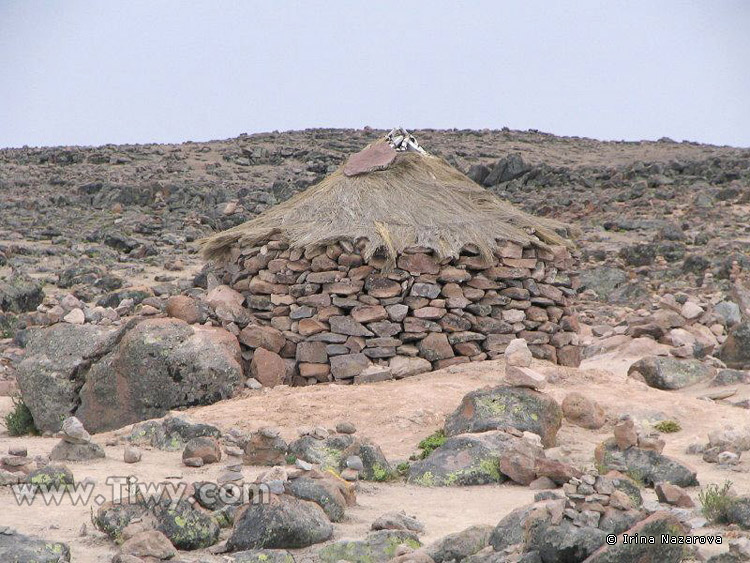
[1,1,748,148]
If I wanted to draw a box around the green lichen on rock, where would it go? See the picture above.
[318,530,421,563]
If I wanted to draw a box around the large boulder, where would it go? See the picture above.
[408,430,542,486]
[726,495,750,529]
[425,525,493,563]
[94,497,219,550]
[288,433,356,471]
[284,476,350,522]
[582,511,688,563]
[226,494,332,550]
[718,322,750,369]
[77,318,243,432]
[0,530,70,562]
[489,504,536,551]
[231,550,295,563]
[524,517,607,563]
[15,323,120,432]
[0,272,44,313]
[444,386,562,448]
[627,356,714,389]
[318,530,421,563]
[595,439,698,487]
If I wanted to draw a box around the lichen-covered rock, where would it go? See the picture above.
[340,439,393,481]
[49,440,105,462]
[489,504,536,551]
[129,414,222,451]
[231,549,295,563]
[582,511,688,562]
[627,356,714,390]
[726,495,750,529]
[318,530,422,563]
[0,529,71,562]
[227,494,332,550]
[408,431,541,486]
[595,439,698,487]
[27,464,74,488]
[77,318,243,432]
[15,323,119,432]
[284,476,349,522]
[287,433,356,470]
[444,386,562,447]
[94,497,220,550]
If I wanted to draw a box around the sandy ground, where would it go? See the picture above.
[1,352,749,562]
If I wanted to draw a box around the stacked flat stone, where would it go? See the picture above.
[213,234,581,386]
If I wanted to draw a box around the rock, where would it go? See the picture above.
[129,414,221,451]
[0,529,71,562]
[227,494,332,550]
[719,322,750,369]
[336,421,357,434]
[419,333,454,362]
[371,511,425,533]
[287,433,355,471]
[408,430,542,486]
[60,416,90,444]
[250,348,286,387]
[654,482,694,507]
[124,446,142,463]
[425,525,493,563]
[489,504,535,552]
[63,308,85,325]
[711,369,750,386]
[94,497,219,550]
[726,495,750,529]
[340,440,393,481]
[595,439,698,487]
[284,475,349,522]
[120,530,176,560]
[680,301,704,320]
[243,429,288,466]
[77,318,243,432]
[183,437,222,464]
[483,153,531,185]
[505,338,533,367]
[578,267,628,301]
[166,295,203,324]
[613,418,638,450]
[16,323,119,432]
[582,511,688,562]
[390,355,432,378]
[0,272,44,313]
[714,301,742,328]
[49,440,105,461]
[525,515,607,563]
[504,365,546,389]
[444,386,562,448]
[27,464,74,488]
[562,393,606,429]
[240,325,286,353]
[627,356,714,390]
[318,530,421,563]
[231,549,295,563]
[330,353,370,379]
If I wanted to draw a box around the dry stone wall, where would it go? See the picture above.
[211,235,581,387]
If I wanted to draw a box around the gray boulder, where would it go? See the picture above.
[444,386,562,448]
[227,494,332,550]
[408,431,541,486]
[15,323,119,432]
[627,356,714,390]
[0,529,70,562]
[726,495,750,529]
[595,439,698,487]
[719,322,750,369]
[578,267,628,301]
[77,318,243,432]
[524,517,607,563]
[483,154,531,186]
[425,525,493,563]
[0,272,44,313]
[285,476,348,522]
[489,504,536,551]
[49,440,105,461]
[231,550,295,563]
[287,433,356,470]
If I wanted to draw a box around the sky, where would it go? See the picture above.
[1,1,749,148]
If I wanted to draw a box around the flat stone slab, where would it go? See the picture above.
[343,143,397,177]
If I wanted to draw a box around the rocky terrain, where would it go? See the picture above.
[1,128,750,562]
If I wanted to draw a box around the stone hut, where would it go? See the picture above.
[201,131,580,387]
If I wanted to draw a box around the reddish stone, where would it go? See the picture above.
[166,295,202,324]
[239,325,286,353]
[250,348,286,387]
[343,142,397,177]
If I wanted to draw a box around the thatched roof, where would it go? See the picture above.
[201,138,576,267]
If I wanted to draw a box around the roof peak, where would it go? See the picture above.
[386,127,428,155]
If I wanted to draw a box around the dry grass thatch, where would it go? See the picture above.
[201,140,577,267]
